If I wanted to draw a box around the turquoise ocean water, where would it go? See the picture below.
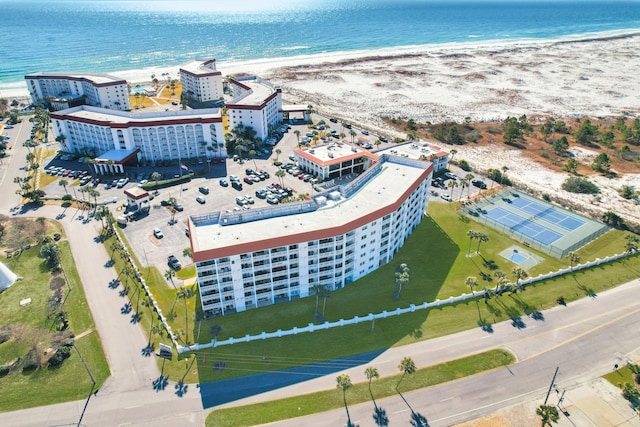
[1,0,640,94]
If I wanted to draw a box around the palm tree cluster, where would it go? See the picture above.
[394,263,410,299]
[466,230,489,256]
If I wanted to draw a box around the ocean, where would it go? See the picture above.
[2,0,640,96]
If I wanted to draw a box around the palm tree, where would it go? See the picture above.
[397,356,416,391]
[275,169,286,187]
[164,269,176,289]
[465,173,475,197]
[459,179,468,201]
[475,232,489,254]
[13,177,24,191]
[512,266,529,290]
[151,171,161,188]
[448,179,458,198]
[397,357,418,417]
[567,251,580,271]
[624,234,639,254]
[365,366,380,406]
[449,148,457,163]
[248,149,258,170]
[58,178,69,194]
[349,130,357,144]
[336,374,353,426]
[293,130,301,145]
[536,404,559,426]
[176,286,195,345]
[311,283,323,315]
[501,166,509,185]
[320,285,332,319]
[25,152,35,165]
[494,270,505,290]
[394,263,410,298]
[274,148,282,163]
[94,205,111,229]
[465,276,478,296]
[466,230,478,256]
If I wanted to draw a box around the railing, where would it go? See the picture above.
[177,249,637,353]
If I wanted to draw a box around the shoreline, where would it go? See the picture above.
[3,28,640,99]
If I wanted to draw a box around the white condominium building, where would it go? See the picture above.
[227,77,283,141]
[294,142,378,180]
[179,59,224,103]
[25,72,130,111]
[51,106,226,164]
[189,155,433,317]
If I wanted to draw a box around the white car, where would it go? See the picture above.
[153,228,164,239]
[441,193,452,202]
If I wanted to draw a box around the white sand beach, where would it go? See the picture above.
[8,32,640,224]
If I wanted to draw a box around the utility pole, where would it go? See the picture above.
[544,366,560,405]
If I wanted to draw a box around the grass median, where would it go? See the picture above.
[206,348,515,427]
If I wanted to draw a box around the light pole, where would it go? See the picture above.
[544,366,559,405]
[74,343,96,426]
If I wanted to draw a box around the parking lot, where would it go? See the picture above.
[38,116,493,280]
[80,121,325,277]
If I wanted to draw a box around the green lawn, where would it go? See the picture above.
[0,233,109,411]
[604,365,637,390]
[206,348,515,427]
[108,202,638,386]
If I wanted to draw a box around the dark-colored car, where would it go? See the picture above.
[231,181,243,191]
[173,202,184,212]
[219,179,228,187]
[472,179,487,189]
[329,118,338,123]
[198,186,209,194]
[167,255,181,270]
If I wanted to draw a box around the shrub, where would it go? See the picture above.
[0,326,11,344]
[562,177,600,194]
[48,345,72,368]
[458,159,471,171]
[0,365,10,376]
[542,194,551,202]
[22,349,41,372]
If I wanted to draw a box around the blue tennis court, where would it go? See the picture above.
[484,207,563,245]
[464,190,609,258]
[509,197,584,231]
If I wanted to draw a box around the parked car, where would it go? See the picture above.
[255,189,267,199]
[173,202,184,212]
[219,179,228,187]
[441,193,452,202]
[361,130,369,135]
[198,186,209,194]
[167,255,181,270]
[153,228,164,239]
[245,168,256,176]
[243,176,254,185]
[472,179,487,189]
[231,181,243,191]
[229,175,239,182]
[329,118,338,123]
[444,172,457,180]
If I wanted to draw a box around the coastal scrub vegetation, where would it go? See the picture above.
[561,176,600,194]
[383,114,640,176]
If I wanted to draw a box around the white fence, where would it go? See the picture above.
[176,250,637,354]
[112,229,181,350]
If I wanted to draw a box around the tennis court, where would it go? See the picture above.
[484,207,563,245]
[462,190,609,258]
